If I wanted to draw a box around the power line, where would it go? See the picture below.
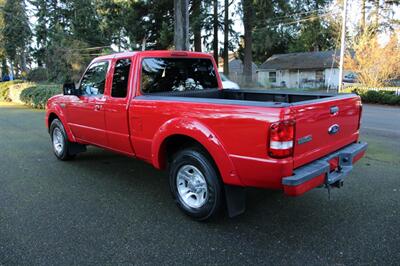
[263,11,333,27]
[254,12,333,31]
[264,8,332,24]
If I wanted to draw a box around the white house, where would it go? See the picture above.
[258,51,351,89]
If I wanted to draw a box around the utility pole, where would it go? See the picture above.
[223,0,230,75]
[338,0,348,93]
[174,0,189,50]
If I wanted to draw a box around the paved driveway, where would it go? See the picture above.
[0,103,399,265]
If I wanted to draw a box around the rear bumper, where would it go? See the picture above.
[282,141,368,196]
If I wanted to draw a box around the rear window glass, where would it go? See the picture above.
[141,58,218,93]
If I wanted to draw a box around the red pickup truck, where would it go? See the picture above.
[45,51,367,220]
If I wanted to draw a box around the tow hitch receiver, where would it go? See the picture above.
[282,142,368,197]
[331,180,344,188]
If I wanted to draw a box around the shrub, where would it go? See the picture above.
[20,85,62,108]
[0,80,24,101]
[27,68,49,82]
[343,86,400,106]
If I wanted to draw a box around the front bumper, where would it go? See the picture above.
[282,141,368,196]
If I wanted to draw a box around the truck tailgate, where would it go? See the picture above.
[291,95,362,169]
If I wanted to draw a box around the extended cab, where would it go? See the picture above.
[46,51,367,220]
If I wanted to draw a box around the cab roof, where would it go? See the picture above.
[92,50,213,62]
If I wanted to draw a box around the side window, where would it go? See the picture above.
[80,61,109,96]
[111,59,131,98]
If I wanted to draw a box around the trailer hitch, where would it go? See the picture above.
[325,165,346,199]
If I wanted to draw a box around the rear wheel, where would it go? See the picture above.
[169,148,222,221]
[50,119,75,160]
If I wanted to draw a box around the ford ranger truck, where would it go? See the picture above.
[45,51,367,220]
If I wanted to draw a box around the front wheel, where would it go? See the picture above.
[169,148,223,221]
[50,119,75,161]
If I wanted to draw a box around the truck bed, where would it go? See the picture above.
[135,88,361,171]
[144,88,347,106]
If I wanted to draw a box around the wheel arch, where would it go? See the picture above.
[48,112,59,129]
[152,118,242,186]
[47,106,76,142]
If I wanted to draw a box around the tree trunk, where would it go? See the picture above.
[9,61,14,80]
[1,58,7,77]
[223,0,229,75]
[213,0,219,65]
[242,0,253,85]
[374,0,379,29]
[142,36,147,51]
[174,0,189,50]
[361,0,366,32]
[192,0,202,52]
[21,50,28,75]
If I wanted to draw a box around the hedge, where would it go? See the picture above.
[19,84,62,109]
[343,86,400,106]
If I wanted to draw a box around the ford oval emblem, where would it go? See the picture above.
[328,124,340,135]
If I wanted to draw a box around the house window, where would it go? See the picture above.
[316,70,324,81]
[269,71,277,83]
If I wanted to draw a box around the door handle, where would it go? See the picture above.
[94,104,102,111]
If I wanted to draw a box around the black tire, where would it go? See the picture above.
[50,119,75,161]
[169,147,223,221]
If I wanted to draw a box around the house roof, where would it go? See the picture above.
[259,50,340,70]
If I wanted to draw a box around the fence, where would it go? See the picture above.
[346,86,400,96]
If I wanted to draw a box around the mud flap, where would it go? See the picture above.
[224,184,246,218]
[68,142,86,155]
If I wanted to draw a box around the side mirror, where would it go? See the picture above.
[63,82,81,96]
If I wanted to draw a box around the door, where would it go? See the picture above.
[66,61,110,147]
[103,58,135,155]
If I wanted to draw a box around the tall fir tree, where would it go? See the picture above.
[29,0,49,67]
[3,0,31,76]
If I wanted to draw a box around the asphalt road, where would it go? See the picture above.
[0,103,399,265]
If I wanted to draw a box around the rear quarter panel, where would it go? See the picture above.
[129,98,293,189]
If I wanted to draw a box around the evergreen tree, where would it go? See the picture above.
[287,0,335,52]
[125,0,174,50]
[242,0,254,84]
[29,0,49,67]
[190,0,203,51]
[69,0,106,46]
[0,0,7,76]
[2,0,31,76]
[97,0,127,51]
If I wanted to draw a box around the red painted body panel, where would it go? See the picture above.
[128,98,289,187]
[291,97,362,168]
[45,50,365,193]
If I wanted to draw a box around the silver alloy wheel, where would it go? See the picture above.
[176,165,208,209]
[52,127,64,155]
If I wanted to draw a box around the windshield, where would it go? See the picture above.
[141,58,218,93]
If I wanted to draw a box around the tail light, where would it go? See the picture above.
[269,120,295,158]
[357,104,363,130]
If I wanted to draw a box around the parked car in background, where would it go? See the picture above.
[45,51,367,221]
[2,74,10,82]
[219,73,240,89]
